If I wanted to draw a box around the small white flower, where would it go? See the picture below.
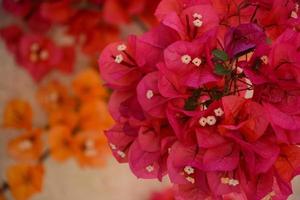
[117,150,126,158]
[184,166,195,175]
[85,139,95,149]
[115,54,124,63]
[18,140,32,150]
[30,43,40,52]
[193,19,203,27]
[186,177,195,184]
[146,90,154,100]
[236,67,244,74]
[214,108,224,117]
[291,11,298,19]
[228,179,239,186]
[206,116,217,126]
[39,50,49,61]
[117,44,127,51]
[261,55,269,64]
[244,78,254,99]
[146,165,154,172]
[198,117,207,127]
[221,177,230,184]
[192,57,202,66]
[181,55,192,64]
[109,143,117,150]
[30,53,38,63]
[193,13,202,19]
[85,148,97,157]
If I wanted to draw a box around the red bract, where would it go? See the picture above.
[2,0,33,17]
[99,0,300,199]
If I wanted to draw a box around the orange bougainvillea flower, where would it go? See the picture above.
[78,100,114,131]
[72,130,109,168]
[3,99,32,129]
[36,80,75,113]
[49,109,78,130]
[72,68,108,102]
[6,163,44,200]
[8,128,43,162]
[0,186,7,200]
[48,125,74,162]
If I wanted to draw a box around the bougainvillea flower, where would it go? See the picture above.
[150,188,175,200]
[78,100,114,131]
[0,25,23,54]
[275,145,300,183]
[255,0,296,39]
[108,90,145,123]
[102,0,145,25]
[8,128,43,162]
[17,34,62,81]
[224,23,267,59]
[105,123,137,163]
[27,10,52,33]
[49,110,78,130]
[163,39,218,88]
[2,0,33,17]
[129,126,174,180]
[48,126,74,162]
[36,80,75,113]
[73,130,109,168]
[3,99,32,129]
[99,36,143,90]
[156,1,219,40]
[0,191,6,200]
[99,0,300,199]
[56,46,75,74]
[40,0,76,23]
[137,71,170,118]
[72,69,108,102]
[221,95,269,142]
[6,164,44,200]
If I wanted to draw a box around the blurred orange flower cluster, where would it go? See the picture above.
[1,68,114,200]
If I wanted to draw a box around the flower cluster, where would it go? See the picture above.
[99,0,300,199]
[0,68,113,200]
[0,0,160,81]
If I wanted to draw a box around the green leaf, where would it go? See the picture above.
[212,49,228,61]
[214,63,231,75]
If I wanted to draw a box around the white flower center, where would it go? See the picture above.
[115,54,124,63]
[85,148,97,157]
[244,78,254,99]
[40,50,49,61]
[221,177,239,186]
[291,11,298,19]
[146,165,154,172]
[186,177,195,184]
[193,19,203,27]
[206,116,217,126]
[192,57,202,66]
[261,55,269,64]
[117,44,127,51]
[181,55,192,64]
[146,90,154,100]
[117,150,126,158]
[184,166,195,175]
[18,140,32,150]
[214,108,224,117]
[198,117,207,127]
[109,143,117,150]
[30,43,40,52]
[193,13,202,19]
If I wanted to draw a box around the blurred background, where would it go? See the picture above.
[0,0,299,200]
